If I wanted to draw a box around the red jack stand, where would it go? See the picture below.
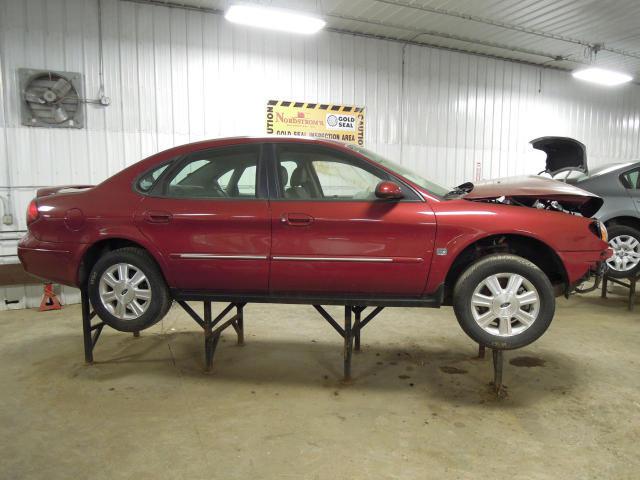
[39,283,62,311]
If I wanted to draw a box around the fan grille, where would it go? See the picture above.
[19,69,84,129]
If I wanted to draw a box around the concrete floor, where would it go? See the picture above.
[1,289,639,480]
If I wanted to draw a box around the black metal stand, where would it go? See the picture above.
[81,288,140,363]
[80,292,507,395]
[312,305,385,381]
[491,349,505,396]
[176,300,246,372]
[601,273,639,311]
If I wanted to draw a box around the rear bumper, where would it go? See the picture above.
[17,233,80,286]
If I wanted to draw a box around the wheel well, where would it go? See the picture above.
[605,216,640,231]
[443,234,567,304]
[78,238,159,288]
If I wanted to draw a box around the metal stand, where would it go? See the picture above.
[601,273,639,311]
[81,288,141,363]
[313,305,384,381]
[176,300,246,372]
[477,344,486,359]
[491,349,505,396]
[80,292,507,395]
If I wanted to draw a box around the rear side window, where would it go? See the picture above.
[163,146,260,199]
[621,168,640,189]
[137,163,171,192]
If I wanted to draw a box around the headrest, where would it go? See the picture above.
[290,166,308,187]
[279,165,289,188]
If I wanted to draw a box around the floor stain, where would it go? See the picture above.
[398,374,411,379]
[510,356,546,367]
[440,366,468,375]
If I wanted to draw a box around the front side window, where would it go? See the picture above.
[163,146,259,199]
[276,146,392,201]
[347,144,450,197]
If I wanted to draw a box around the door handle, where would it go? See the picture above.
[144,210,172,224]
[281,213,314,226]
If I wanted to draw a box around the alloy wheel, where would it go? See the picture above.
[98,262,152,320]
[607,235,640,273]
[470,272,540,337]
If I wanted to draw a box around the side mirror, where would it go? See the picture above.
[375,181,404,200]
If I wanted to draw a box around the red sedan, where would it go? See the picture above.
[18,137,610,349]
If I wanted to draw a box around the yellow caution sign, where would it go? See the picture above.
[266,100,365,146]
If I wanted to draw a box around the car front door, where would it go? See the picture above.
[134,143,271,293]
[268,143,436,298]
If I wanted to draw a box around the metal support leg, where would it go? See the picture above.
[236,304,244,345]
[133,331,140,338]
[478,344,486,359]
[492,349,504,395]
[203,301,214,372]
[81,288,93,364]
[629,277,636,311]
[601,274,608,298]
[353,307,361,352]
[343,306,353,382]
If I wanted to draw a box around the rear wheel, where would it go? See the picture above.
[453,254,555,350]
[88,247,171,332]
[605,225,640,278]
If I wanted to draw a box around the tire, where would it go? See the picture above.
[605,224,640,279]
[88,247,171,332]
[452,254,555,350]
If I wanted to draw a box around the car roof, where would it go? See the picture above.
[585,161,640,177]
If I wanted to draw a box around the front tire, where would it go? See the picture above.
[605,225,640,278]
[453,254,555,350]
[88,247,171,332]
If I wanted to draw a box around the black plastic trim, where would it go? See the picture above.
[171,284,444,308]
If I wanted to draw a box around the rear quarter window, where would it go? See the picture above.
[137,163,172,192]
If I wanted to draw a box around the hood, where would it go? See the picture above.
[531,136,587,175]
[460,175,603,217]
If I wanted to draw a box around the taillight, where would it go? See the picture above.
[26,199,39,225]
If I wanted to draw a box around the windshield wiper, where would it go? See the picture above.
[444,182,474,198]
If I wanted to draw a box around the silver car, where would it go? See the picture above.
[534,136,640,278]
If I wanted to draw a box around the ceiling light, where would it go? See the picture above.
[572,67,633,86]
[224,4,326,35]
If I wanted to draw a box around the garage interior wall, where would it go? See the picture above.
[1,0,640,309]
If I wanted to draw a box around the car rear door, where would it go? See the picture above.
[267,142,436,298]
[134,143,271,293]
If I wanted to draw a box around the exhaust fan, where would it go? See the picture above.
[19,69,85,128]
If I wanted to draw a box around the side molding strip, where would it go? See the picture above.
[175,254,268,260]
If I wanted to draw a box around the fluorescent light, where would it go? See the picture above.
[572,67,633,86]
[225,4,325,34]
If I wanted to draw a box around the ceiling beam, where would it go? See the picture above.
[374,0,640,61]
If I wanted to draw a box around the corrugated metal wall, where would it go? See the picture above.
[1,0,640,308]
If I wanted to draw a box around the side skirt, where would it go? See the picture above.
[170,285,444,308]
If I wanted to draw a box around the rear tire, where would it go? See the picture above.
[452,254,555,350]
[605,224,640,278]
[88,247,171,332]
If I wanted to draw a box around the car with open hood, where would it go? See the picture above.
[18,137,610,350]
[534,136,640,278]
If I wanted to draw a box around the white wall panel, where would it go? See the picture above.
[1,0,640,309]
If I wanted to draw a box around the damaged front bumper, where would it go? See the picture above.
[570,260,608,295]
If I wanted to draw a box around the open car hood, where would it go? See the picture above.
[460,175,603,217]
[531,136,588,175]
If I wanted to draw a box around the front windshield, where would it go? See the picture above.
[347,145,450,197]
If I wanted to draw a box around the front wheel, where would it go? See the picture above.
[452,254,555,350]
[88,247,171,332]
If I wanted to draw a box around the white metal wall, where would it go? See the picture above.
[1,0,640,308]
